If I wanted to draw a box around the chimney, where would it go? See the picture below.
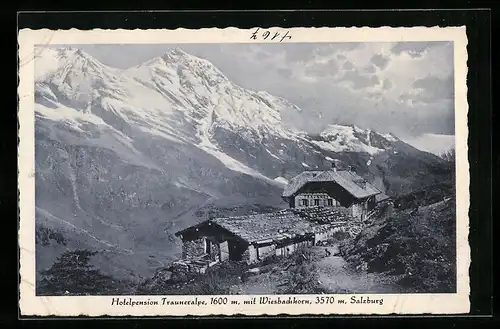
[331,161,337,172]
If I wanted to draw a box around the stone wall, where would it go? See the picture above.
[242,245,258,264]
[257,244,276,260]
[350,203,364,220]
[181,238,205,259]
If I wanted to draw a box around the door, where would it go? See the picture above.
[220,241,229,261]
[228,240,245,261]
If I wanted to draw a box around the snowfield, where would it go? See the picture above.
[35,47,406,182]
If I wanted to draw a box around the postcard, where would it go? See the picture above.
[18,26,470,316]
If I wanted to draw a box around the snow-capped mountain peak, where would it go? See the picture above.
[164,46,187,56]
[34,46,442,187]
[34,47,128,112]
[307,124,398,155]
[129,47,229,86]
[35,47,120,82]
[122,48,295,142]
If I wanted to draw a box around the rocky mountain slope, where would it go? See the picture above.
[33,47,452,284]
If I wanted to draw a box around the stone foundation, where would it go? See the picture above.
[181,238,205,259]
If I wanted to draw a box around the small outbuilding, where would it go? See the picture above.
[174,207,352,267]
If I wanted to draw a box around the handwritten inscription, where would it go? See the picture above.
[250,28,292,42]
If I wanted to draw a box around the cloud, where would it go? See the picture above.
[333,43,365,52]
[413,76,453,98]
[363,64,376,74]
[75,42,454,137]
[336,54,347,61]
[284,45,317,63]
[304,59,339,77]
[370,54,390,70]
[382,78,393,90]
[314,45,337,57]
[390,41,450,58]
[283,43,364,63]
[340,70,380,90]
[254,51,271,61]
[277,68,293,78]
[342,61,354,70]
[367,91,383,100]
[400,75,454,104]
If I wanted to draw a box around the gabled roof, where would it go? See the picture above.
[204,207,353,244]
[282,170,381,199]
[281,171,324,199]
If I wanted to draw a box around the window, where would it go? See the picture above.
[314,199,320,206]
[327,199,334,206]
[301,199,309,207]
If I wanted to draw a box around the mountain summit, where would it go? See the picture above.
[33,47,451,282]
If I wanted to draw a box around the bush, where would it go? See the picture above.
[393,182,454,210]
[35,225,67,246]
[198,272,231,295]
[276,248,329,294]
[260,254,279,266]
[37,249,133,295]
[137,261,248,295]
[328,230,352,244]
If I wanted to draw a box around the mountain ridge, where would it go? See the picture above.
[33,46,452,283]
[401,133,455,158]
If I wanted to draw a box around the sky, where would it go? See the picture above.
[74,42,455,139]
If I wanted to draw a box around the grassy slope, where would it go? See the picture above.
[339,197,456,293]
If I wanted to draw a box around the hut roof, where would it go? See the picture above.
[209,206,352,244]
[282,170,381,199]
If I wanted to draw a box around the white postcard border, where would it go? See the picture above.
[18,26,470,316]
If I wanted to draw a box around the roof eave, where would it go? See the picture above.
[209,221,253,244]
[174,220,211,237]
[357,191,382,199]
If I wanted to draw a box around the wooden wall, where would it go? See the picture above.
[275,238,314,257]
[294,192,339,209]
